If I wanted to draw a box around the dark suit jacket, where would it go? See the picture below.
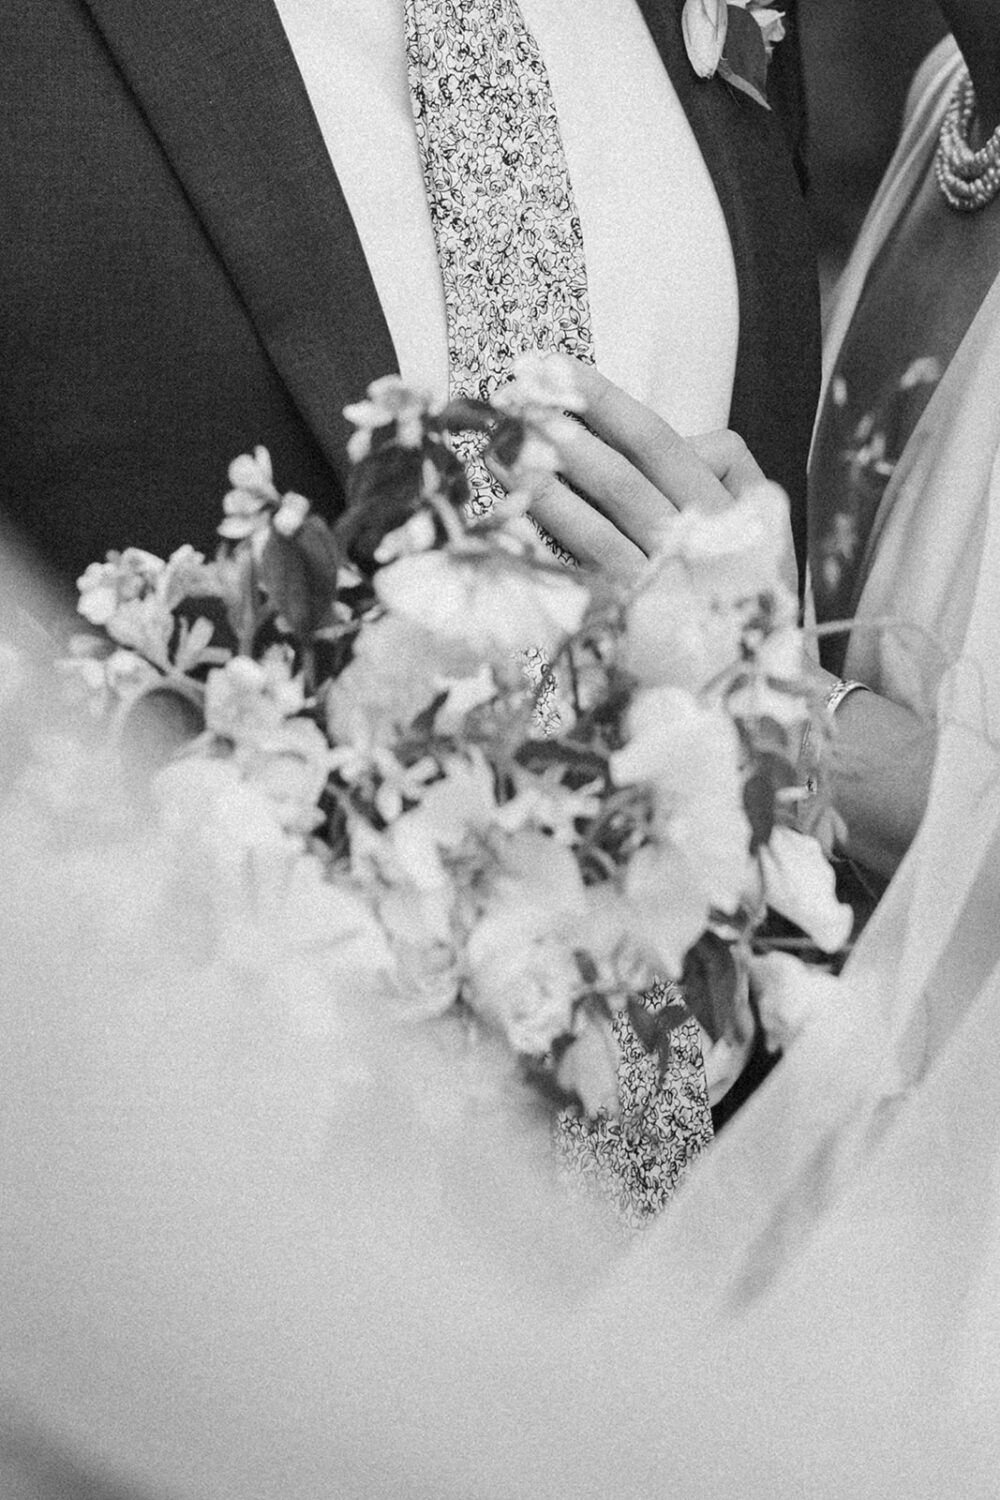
[0,0,819,592]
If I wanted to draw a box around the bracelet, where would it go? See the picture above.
[824,678,869,719]
[799,678,869,788]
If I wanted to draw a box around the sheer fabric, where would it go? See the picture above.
[3,37,1000,1499]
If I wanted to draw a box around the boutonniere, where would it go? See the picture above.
[682,0,786,109]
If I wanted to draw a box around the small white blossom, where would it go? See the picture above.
[343,376,433,459]
[218,446,280,541]
[753,951,840,1053]
[375,548,589,662]
[234,715,335,835]
[373,509,437,563]
[682,0,728,77]
[272,491,311,538]
[494,767,602,844]
[77,548,165,628]
[758,826,853,954]
[899,355,943,391]
[204,647,305,745]
[468,916,578,1055]
[493,352,586,416]
[612,688,751,972]
[103,648,163,704]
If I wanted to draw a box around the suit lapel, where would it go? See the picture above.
[80,0,398,488]
[635,0,820,578]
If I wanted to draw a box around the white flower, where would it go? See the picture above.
[752,951,840,1054]
[468,914,578,1055]
[493,352,586,416]
[758,825,853,954]
[171,615,218,676]
[204,647,305,745]
[683,2,785,82]
[343,376,433,462]
[234,715,335,835]
[727,622,808,727]
[374,548,589,661]
[373,509,437,563]
[653,483,791,606]
[494,767,603,845]
[382,931,462,1021]
[899,355,942,392]
[556,1012,621,1118]
[372,867,454,948]
[612,688,751,973]
[623,486,796,697]
[622,565,740,694]
[272,491,311,538]
[218,446,281,541]
[326,615,486,754]
[103,648,163,704]
[77,545,223,670]
[77,548,165,627]
[465,832,591,1052]
[370,749,438,824]
[387,754,498,879]
[682,0,728,78]
[155,756,391,999]
[161,545,221,610]
[103,595,175,666]
[620,842,725,981]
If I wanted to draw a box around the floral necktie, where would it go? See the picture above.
[405,1,713,1224]
[404,0,595,512]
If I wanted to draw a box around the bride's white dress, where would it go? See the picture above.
[3,37,1000,1499]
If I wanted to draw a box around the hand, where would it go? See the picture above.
[490,358,795,591]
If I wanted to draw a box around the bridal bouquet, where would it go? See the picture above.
[61,357,849,1120]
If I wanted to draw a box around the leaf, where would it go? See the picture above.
[410,687,450,737]
[259,532,311,637]
[436,396,496,434]
[626,997,662,1053]
[750,715,791,755]
[336,445,425,568]
[488,416,526,469]
[521,1047,583,1114]
[295,514,341,598]
[719,8,771,109]
[679,931,738,1043]
[258,518,340,639]
[627,996,689,1051]
[743,750,798,853]
[574,950,600,988]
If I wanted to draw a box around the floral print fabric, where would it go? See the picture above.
[556,997,714,1232]
[404,0,594,511]
[405,0,712,1222]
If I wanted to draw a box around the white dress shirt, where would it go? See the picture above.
[272,0,738,436]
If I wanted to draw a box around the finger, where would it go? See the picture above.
[688,430,766,501]
[525,473,649,588]
[541,420,678,558]
[555,359,731,514]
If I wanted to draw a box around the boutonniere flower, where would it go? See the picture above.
[682,0,786,110]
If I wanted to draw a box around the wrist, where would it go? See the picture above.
[798,676,869,782]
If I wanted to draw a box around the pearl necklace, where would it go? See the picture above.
[936,70,1000,212]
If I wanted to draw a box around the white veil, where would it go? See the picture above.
[2,530,1000,1499]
